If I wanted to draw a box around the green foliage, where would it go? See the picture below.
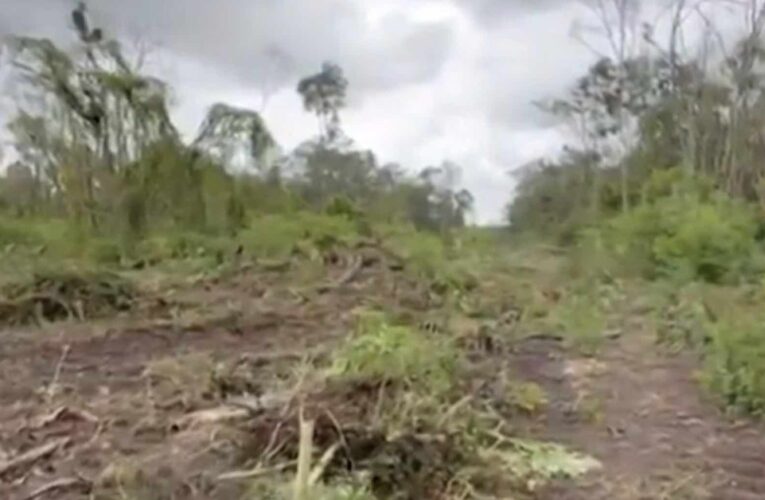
[324,196,360,219]
[86,238,123,265]
[505,439,601,484]
[482,438,600,492]
[552,293,607,356]
[506,150,605,242]
[0,217,46,247]
[702,313,765,416]
[379,225,447,279]
[330,311,457,395]
[653,283,713,349]
[137,232,232,262]
[238,212,358,259]
[507,382,548,414]
[604,191,758,283]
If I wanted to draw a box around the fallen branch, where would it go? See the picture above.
[517,333,564,343]
[0,438,70,478]
[308,442,340,486]
[37,406,98,428]
[293,413,314,500]
[172,407,250,429]
[216,460,297,481]
[21,476,90,500]
[316,255,364,294]
[438,395,473,428]
[46,344,71,401]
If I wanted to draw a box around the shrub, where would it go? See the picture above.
[324,195,360,219]
[702,314,765,416]
[552,293,607,356]
[137,232,232,262]
[378,225,448,278]
[239,212,359,259]
[330,311,457,395]
[604,193,757,282]
[86,237,123,264]
[0,217,43,247]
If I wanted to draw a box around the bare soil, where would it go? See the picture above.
[512,330,765,499]
[1,255,764,499]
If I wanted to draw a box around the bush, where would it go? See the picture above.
[330,311,457,395]
[239,212,359,259]
[137,232,232,262]
[0,217,44,247]
[552,293,607,355]
[378,225,448,278]
[604,193,757,282]
[86,238,123,264]
[324,195,360,219]
[703,314,765,416]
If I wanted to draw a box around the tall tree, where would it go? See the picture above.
[297,62,348,143]
[193,103,278,172]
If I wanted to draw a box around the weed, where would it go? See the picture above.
[239,213,359,259]
[480,438,601,493]
[330,311,458,396]
[507,382,548,414]
[574,394,604,424]
[377,225,448,279]
[604,193,757,283]
[702,313,765,416]
[553,293,607,356]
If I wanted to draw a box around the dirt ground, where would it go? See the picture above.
[1,254,765,499]
[516,329,765,499]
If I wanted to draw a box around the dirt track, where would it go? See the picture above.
[518,332,765,499]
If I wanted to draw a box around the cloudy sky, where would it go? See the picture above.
[0,0,748,223]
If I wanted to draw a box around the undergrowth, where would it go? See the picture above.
[330,311,458,396]
[702,312,765,416]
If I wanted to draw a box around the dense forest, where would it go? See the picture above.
[2,1,765,500]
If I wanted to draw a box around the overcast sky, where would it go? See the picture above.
[0,0,748,223]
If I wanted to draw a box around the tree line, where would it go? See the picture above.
[508,0,765,240]
[0,2,474,242]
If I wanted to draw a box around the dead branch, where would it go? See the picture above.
[308,442,340,486]
[30,405,98,430]
[172,407,251,430]
[316,255,363,294]
[46,344,71,401]
[293,412,314,500]
[0,438,70,478]
[215,460,296,481]
[21,476,90,500]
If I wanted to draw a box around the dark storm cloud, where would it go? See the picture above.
[1,0,455,98]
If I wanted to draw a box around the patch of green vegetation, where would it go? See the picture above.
[507,382,548,414]
[604,193,758,283]
[239,212,359,259]
[574,394,604,424]
[330,311,458,395]
[378,225,448,279]
[702,312,765,416]
[653,284,712,350]
[482,438,601,492]
[552,293,607,356]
